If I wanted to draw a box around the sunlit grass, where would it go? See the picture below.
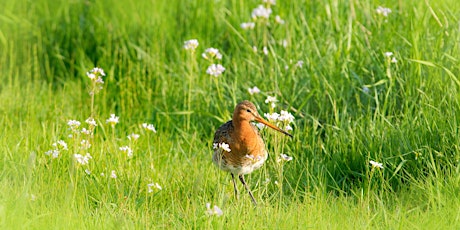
[1,0,460,229]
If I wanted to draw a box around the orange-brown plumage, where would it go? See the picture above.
[212,100,292,205]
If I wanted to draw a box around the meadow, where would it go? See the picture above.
[1,0,460,229]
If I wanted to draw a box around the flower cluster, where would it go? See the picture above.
[142,123,157,133]
[206,64,226,77]
[202,48,222,60]
[265,95,278,108]
[106,114,119,127]
[86,67,105,95]
[119,146,134,158]
[384,51,397,63]
[213,142,231,152]
[376,6,392,17]
[240,0,285,33]
[184,39,199,51]
[248,86,261,95]
[203,46,226,77]
[184,39,226,77]
[147,182,163,193]
[205,203,223,216]
[74,153,92,165]
[263,96,295,131]
[45,140,68,159]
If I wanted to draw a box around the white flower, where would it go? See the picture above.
[391,57,397,63]
[85,117,97,127]
[45,149,60,158]
[95,76,104,84]
[52,140,68,151]
[370,160,384,169]
[376,6,392,17]
[295,60,304,68]
[184,39,199,51]
[106,114,119,127]
[279,153,293,162]
[278,39,288,48]
[206,64,226,77]
[285,125,293,131]
[252,5,272,20]
[80,140,91,150]
[67,120,81,130]
[81,128,92,135]
[279,110,295,123]
[87,73,96,80]
[252,46,258,53]
[119,146,134,158]
[275,15,285,24]
[202,48,222,60]
[255,123,266,130]
[384,52,393,57]
[147,183,162,193]
[85,169,91,175]
[265,96,278,105]
[86,68,105,83]
[248,86,261,95]
[241,22,255,30]
[213,142,231,152]
[142,123,157,133]
[262,46,269,56]
[264,112,280,122]
[74,153,92,165]
[127,133,140,141]
[110,170,117,179]
[91,67,105,76]
[206,203,223,216]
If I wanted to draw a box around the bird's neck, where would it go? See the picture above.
[232,120,255,139]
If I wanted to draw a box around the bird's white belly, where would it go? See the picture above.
[213,151,268,175]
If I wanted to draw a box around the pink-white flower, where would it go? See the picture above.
[376,6,392,17]
[184,39,199,51]
[206,64,226,77]
[241,22,255,30]
[248,86,261,95]
[205,203,223,216]
[119,146,134,158]
[252,5,272,20]
[110,170,117,179]
[202,48,222,60]
[74,153,92,165]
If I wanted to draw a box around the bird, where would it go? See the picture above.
[212,100,293,205]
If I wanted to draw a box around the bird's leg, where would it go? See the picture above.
[231,173,239,200]
[239,175,257,206]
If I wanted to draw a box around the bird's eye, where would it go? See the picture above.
[246,109,251,113]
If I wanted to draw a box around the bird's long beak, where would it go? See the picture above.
[255,116,293,138]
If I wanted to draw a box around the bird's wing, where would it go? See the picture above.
[213,120,233,145]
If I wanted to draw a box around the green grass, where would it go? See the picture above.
[2,0,460,229]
